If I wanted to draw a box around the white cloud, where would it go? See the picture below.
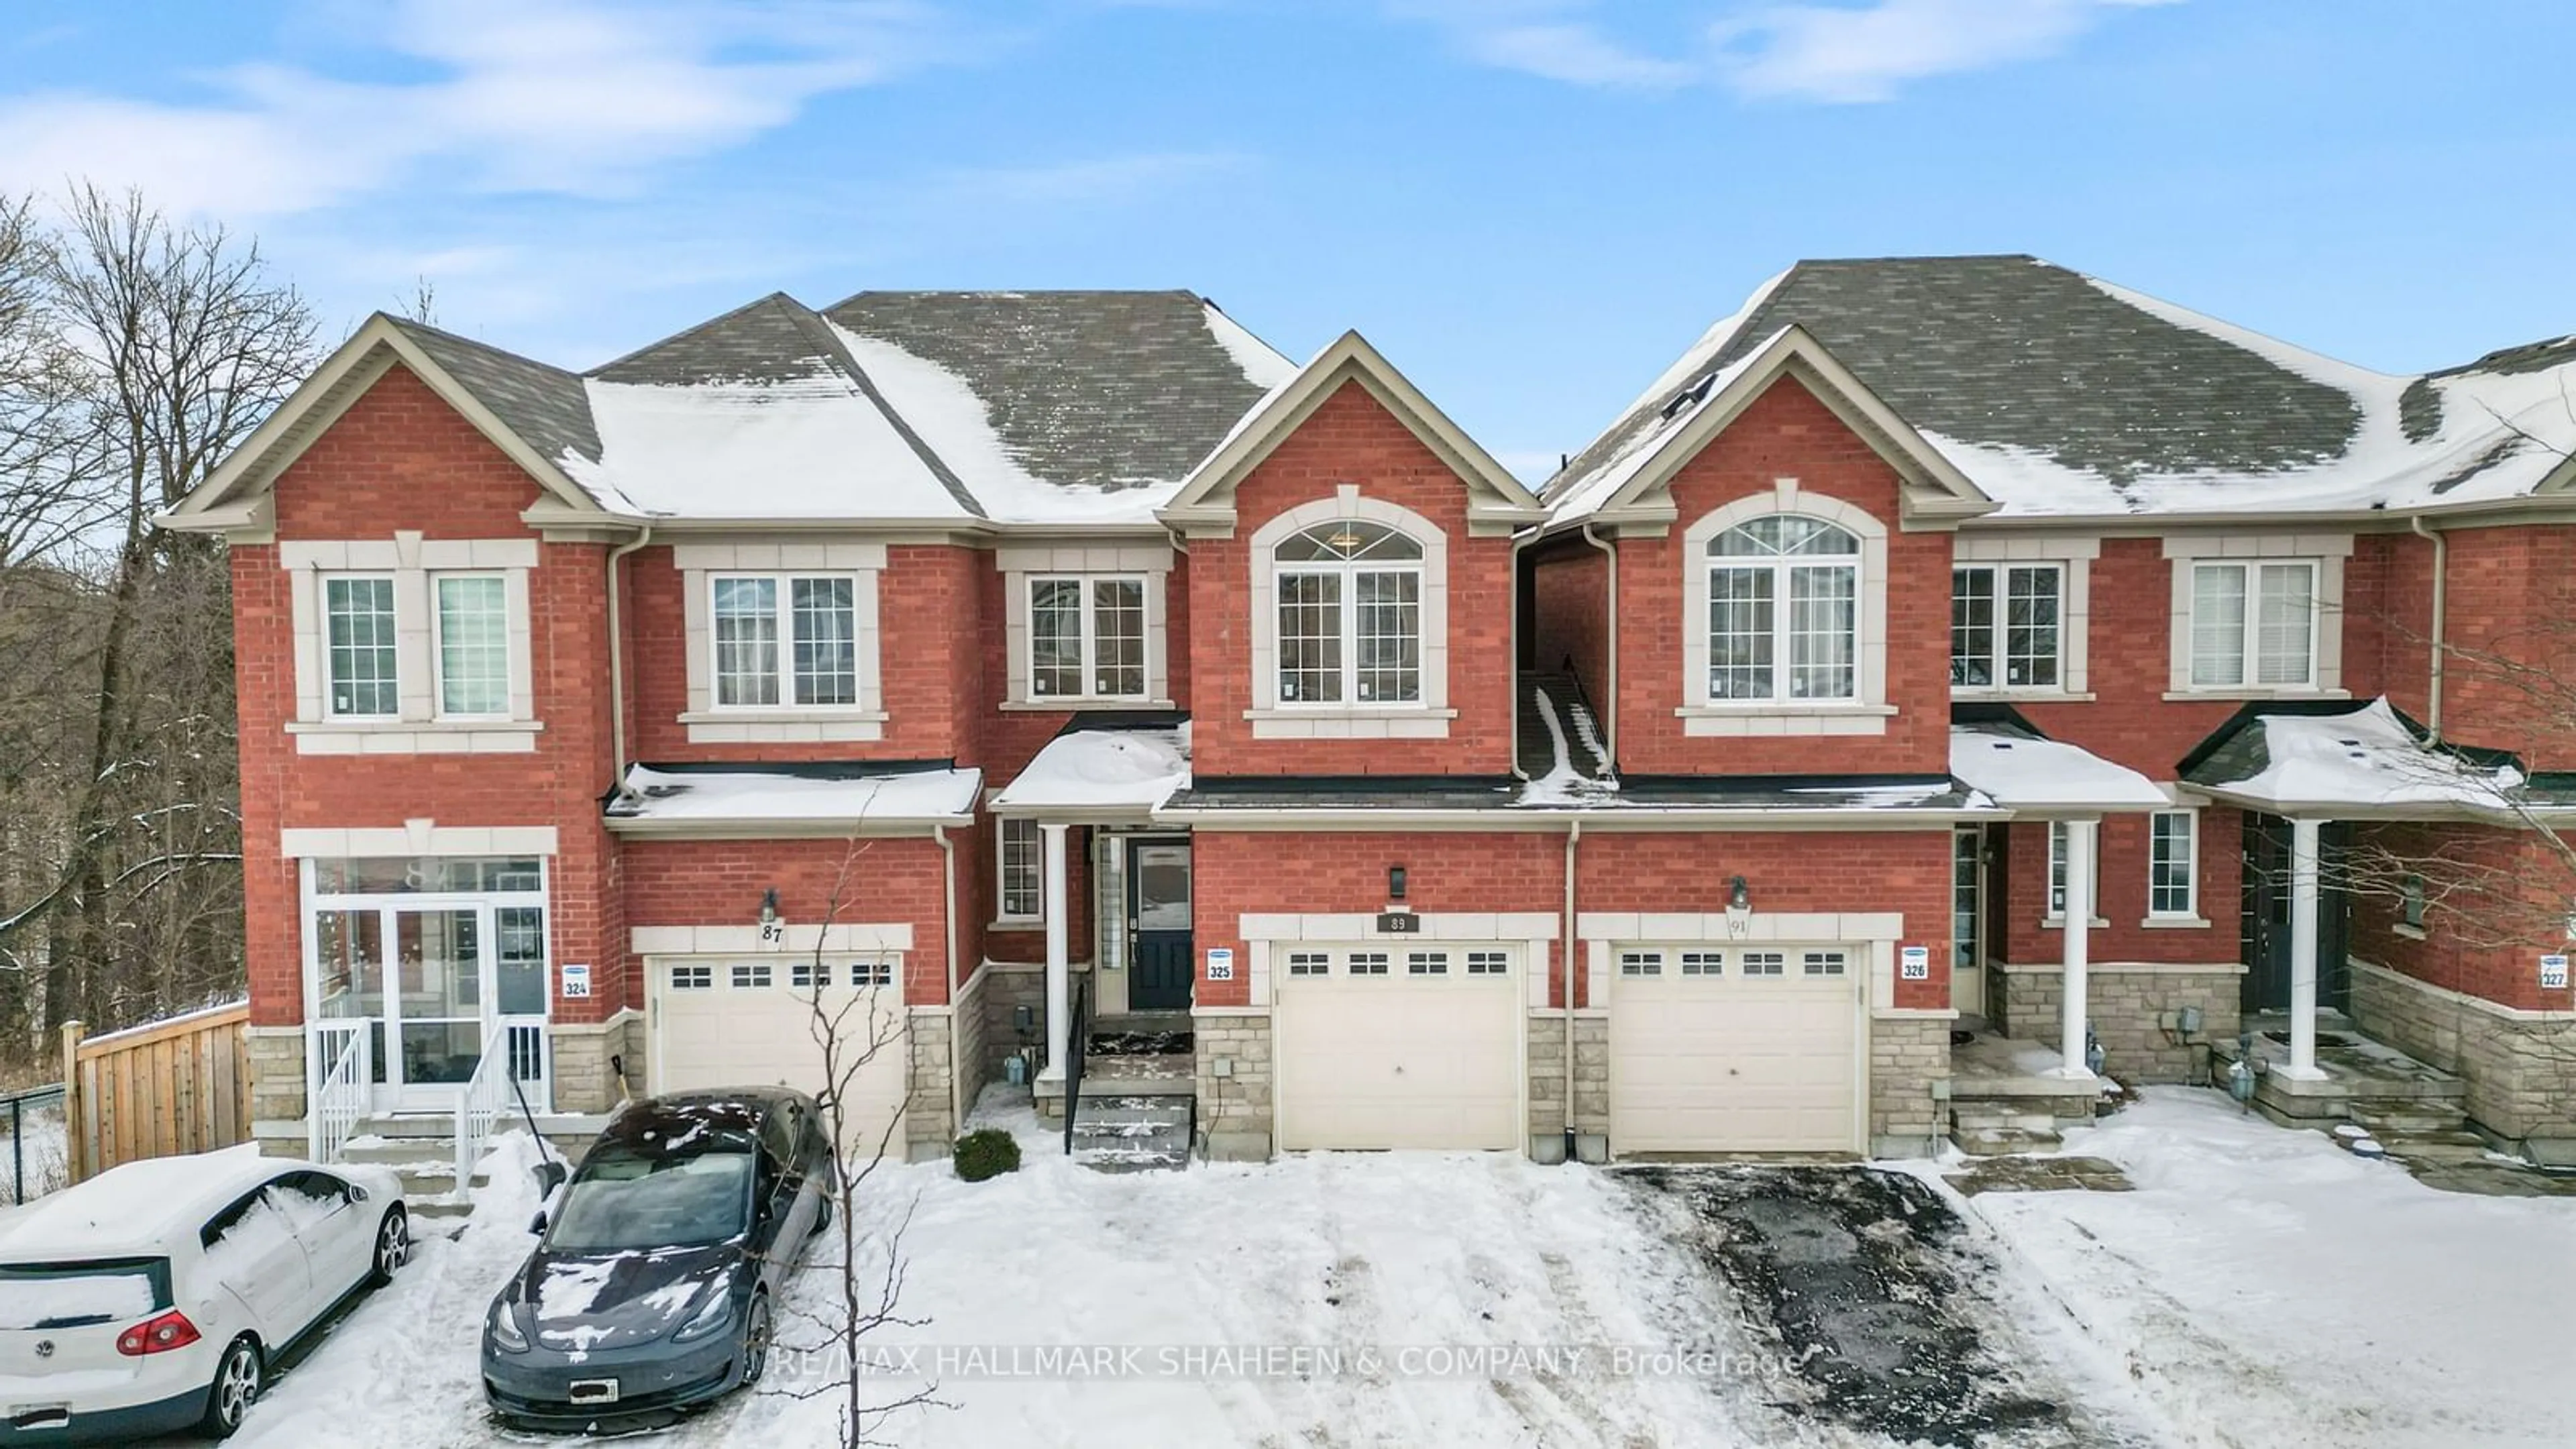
[1711,0,2176,103]
[1397,0,2174,103]
[0,0,966,216]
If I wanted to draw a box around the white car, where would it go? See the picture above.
[0,1150,408,1442]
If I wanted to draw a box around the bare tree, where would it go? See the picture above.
[763,837,942,1446]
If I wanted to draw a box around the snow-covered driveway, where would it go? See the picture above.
[1957,1089,2576,1449]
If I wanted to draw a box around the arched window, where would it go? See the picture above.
[1706,515,1859,702]
[1274,521,1424,705]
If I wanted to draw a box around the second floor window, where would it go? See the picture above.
[712,575,857,708]
[1951,564,2061,689]
[324,575,398,717]
[1275,521,1423,706]
[1030,577,1146,700]
[1707,515,1858,702]
[435,575,508,717]
[2190,561,2316,689]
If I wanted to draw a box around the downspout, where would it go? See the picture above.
[1579,523,1618,763]
[1561,819,1581,1163]
[604,525,654,790]
[1509,525,1540,781]
[2409,516,2449,741]
[936,824,963,1141]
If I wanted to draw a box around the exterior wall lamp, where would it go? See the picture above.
[1725,875,1752,938]
[759,888,780,927]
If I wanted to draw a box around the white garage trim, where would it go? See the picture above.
[1238,912,1558,1010]
[631,923,914,955]
[1578,911,1905,1014]
[1607,941,1866,1157]
[1273,942,1527,1152]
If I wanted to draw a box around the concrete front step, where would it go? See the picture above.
[1069,1095,1190,1172]
[2359,1128,2495,1165]
[1952,1124,2064,1157]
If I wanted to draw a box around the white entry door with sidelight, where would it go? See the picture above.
[304,855,551,1113]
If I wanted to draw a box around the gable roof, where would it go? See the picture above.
[1161,330,1547,531]
[1544,322,1990,529]
[168,290,1298,533]
[1549,254,2576,522]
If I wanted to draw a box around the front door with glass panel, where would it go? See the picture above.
[308,857,550,1113]
[1128,840,1194,1012]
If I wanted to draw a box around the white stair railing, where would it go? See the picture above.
[453,1020,513,1194]
[311,1020,370,1165]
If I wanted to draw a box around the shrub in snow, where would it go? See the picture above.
[952,1128,1020,1182]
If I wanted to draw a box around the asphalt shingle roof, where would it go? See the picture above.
[390,318,599,469]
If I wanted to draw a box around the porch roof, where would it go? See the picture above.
[2179,697,2546,820]
[603,761,981,837]
[991,716,1191,822]
[1949,716,2169,814]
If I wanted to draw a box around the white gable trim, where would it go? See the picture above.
[160,314,615,534]
[1160,331,1546,538]
[1572,325,1992,534]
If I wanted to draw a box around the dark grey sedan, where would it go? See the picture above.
[480,1089,836,1432]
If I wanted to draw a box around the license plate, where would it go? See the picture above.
[8,1403,72,1432]
[567,1379,620,1405]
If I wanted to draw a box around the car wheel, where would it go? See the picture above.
[741,1293,775,1386]
[368,1207,411,1287]
[197,1336,263,1439]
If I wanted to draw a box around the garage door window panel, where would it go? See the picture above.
[1620,950,1664,977]
[1347,951,1389,977]
[1680,951,1723,977]
[1741,951,1784,978]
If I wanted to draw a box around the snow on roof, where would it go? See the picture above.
[566,370,971,522]
[605,764,981,830]
[1950,725,2171,812]
[0,1146,272,1260]
[1201,303,1303,391]
[991,722,1191,815]
[2198,700,2524,812]
[1546,334,1781,525]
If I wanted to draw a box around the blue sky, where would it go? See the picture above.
[5,0,2572,478]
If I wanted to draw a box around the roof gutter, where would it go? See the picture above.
[2410,515,2449,741]
[1579,523,1619,764]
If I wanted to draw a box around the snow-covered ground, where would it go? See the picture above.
[195,1086,2576,1448]
[1953,1089,2576,1449]
[1,1097,66,1207]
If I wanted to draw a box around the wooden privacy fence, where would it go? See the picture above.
[60,1002,252,1183]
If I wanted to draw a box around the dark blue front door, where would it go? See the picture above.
[1128,839,1193,1012]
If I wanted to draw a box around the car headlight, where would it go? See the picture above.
[671,1287,735,1344]
[490,1299,530,1354]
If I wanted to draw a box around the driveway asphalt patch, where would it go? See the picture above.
[1620,1165,2078,1448]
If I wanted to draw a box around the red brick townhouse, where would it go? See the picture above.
[163,256,2576,1174]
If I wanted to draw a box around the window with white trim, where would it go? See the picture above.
[2401,875,2428,930]
[998,818,1041,924]
[1287,951,1330,977]
[851,960,896,987]
[1680,951,1723,976]
[434,574,510,717]
[1028,576,1147,700]
[1407,950,1449,976]
[1951,564,2061,690]
[1705,517,1858,702]
[731,962,773,989]
[1465,951,1508,976]
[792,961,833,989]
[1620,949,1664,977]
[1740,951,1784,977]
[1347,951,1390,977]
[1802,950,1847,977]
[323,576,399,718]
[2149,811,2198,919]
[712,574,859,708]
[1275,522,1424,706]
[2190,561,2316,689]
[2047,822,2100,920]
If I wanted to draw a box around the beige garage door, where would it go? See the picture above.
[1275,945,1522,1151]
[1609,945,1860,1157]
[652,957,910,1156]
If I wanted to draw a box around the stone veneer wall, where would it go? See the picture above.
[1994,962,2243,1083]
[951,967,993,1125]
[905,1010,955,1161]
[247,1024,305,1132]
[1526,1016,1609,1151]
[976,963,1053,1081]
[1193,1013,1272,1161]
[1870,1017,1951,1159]
[2351,960,2576,1147]
[547,1014,643,1115]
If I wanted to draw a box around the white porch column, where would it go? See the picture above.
[1040,822,1071,1080]
[2057,816,2097,1079]
[2279,816,2327,1081]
